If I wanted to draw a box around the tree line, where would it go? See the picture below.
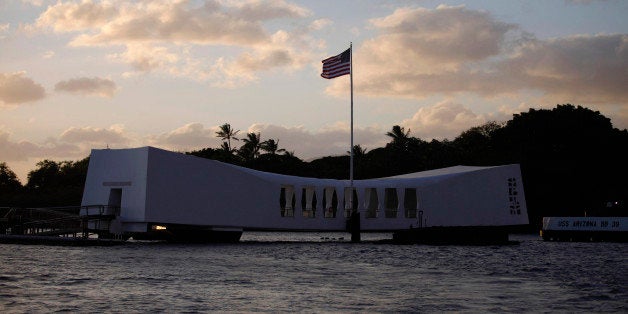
[1,104,626,229]
[0,159,89,208]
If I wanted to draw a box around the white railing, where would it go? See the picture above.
[80,205,120,217]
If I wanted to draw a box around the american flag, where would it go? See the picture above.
[321,48,351,79]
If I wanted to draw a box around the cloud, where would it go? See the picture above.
[248,123,387,158]
[0,130,79,184]
[0,23,9,39]
[42,50,55,59]
[368,5,515,64]
[66,1,267,47]
[0,131,37,161]
[400,101,496,140]
[59,125,131,145]
[109,43,180,72]
[327,5,520,97]
[0,124,136,163]
[564,0,604,4]
[30,0,320,87]
[145,121,386,158]
[0,72,46,105]
[613,107,628,130]
[148,123,222,151]
[0,124,136,181]
[0,130,81,162]
[54,77,117,97]
[309,18,332,31]
[231,47,293,72]
[326,5,627,110]
[211,30,315,87]
[33,0,118,32]
[146,114,520,159]
[229,0,311,21]
[21,0,46,7]
[38,0,310,47]
[503,34,628,104]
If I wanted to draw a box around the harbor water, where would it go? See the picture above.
[1,233,626,312]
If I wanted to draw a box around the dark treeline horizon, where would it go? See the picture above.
[1,104,626,229]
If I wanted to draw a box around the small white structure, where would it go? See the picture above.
[542,217,627,242]
[80,147,528,239]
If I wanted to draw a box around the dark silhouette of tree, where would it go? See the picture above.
[59,157,89,188]
[386,125,411,150]
[187,146,240,164]
[218,142,240,163]
[307,156,350,179]
[261,139,285,155]
[383,126,428,175]
[26,160,61,191]
[0,162,22,206]
[219,142,233,154]
[215,123,240,152]
[348,144,368,157]
[0,162,21,191]
[453,121,503,165]
[19,158,89,206]
[491,104,627,227]
[239,132,262,162]
[187,147,218,159]
[249,153,307,176]
[347,145,371,180]
[421,139,456,170]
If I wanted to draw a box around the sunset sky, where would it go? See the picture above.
[1,0,627,182]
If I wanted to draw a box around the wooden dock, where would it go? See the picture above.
[1,206,120,244]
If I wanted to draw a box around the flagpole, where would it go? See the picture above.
[349,42,354,187]
[348,43,360,243]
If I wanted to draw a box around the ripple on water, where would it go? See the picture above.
[0,235,626,313]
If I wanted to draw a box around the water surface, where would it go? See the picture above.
[1,234,626,312]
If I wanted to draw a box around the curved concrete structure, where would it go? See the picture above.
[80,147,528,239]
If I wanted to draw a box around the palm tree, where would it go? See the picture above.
[386,125,411,150]
[239,132,262,161]
[261,139,285,155]
[347,144,367,158]
[386,125,410,143]
[215,123,240,152]
[219,142,234,153]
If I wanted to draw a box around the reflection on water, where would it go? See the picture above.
[1,234,626,312]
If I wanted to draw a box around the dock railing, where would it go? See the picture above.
[80,205,120,217]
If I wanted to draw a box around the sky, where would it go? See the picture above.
[1,0,627,183]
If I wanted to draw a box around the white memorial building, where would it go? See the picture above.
[80,147,528,242]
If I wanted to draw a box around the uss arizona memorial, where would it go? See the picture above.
[80,147,529,242]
